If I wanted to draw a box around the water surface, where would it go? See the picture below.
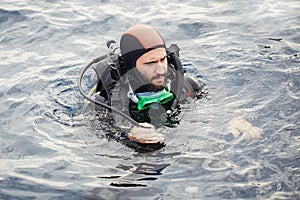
[0,0,299,199]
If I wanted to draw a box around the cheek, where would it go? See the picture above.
[144,68,156,79]
[164,63,168,72]
[162,63,168,74]
[162,59,168,69]
[137,65,152,79]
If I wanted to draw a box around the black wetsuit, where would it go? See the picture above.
[88,52,203,128]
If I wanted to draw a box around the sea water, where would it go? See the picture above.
[0,0,299,199]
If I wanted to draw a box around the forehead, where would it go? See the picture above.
[138,48,167,61]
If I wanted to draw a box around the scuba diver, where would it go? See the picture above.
[79,24,204,147]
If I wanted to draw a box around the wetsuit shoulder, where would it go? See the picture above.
[181,75,204,100]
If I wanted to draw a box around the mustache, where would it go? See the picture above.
[151,73,166,81]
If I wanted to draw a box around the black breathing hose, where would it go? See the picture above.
[78,48,141,127]
[78,41,183,127]
[168,44,184,110]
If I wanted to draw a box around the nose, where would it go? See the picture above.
[155,61,165,74]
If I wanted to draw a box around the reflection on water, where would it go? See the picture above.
[0,0,299,199]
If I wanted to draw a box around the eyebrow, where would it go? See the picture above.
[144,55,167,64]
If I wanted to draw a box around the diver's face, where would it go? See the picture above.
[136,48,168,87]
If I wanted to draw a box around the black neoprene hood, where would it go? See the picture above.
[120,24,166,71]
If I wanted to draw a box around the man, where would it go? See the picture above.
[87,24,203,144]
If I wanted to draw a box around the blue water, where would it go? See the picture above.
[0,0,299,199]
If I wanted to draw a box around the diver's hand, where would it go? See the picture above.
[128,123,164,144]
[227,117,262,140]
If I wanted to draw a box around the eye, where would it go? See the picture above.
[145,60,157,65]
[161,56,167,62]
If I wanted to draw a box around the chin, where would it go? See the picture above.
[152,82,165,89]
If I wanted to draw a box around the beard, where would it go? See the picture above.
[130,68,167,91]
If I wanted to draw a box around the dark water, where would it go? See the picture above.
[0,0,299,199]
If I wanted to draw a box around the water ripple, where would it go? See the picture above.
[0,0,299,199]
